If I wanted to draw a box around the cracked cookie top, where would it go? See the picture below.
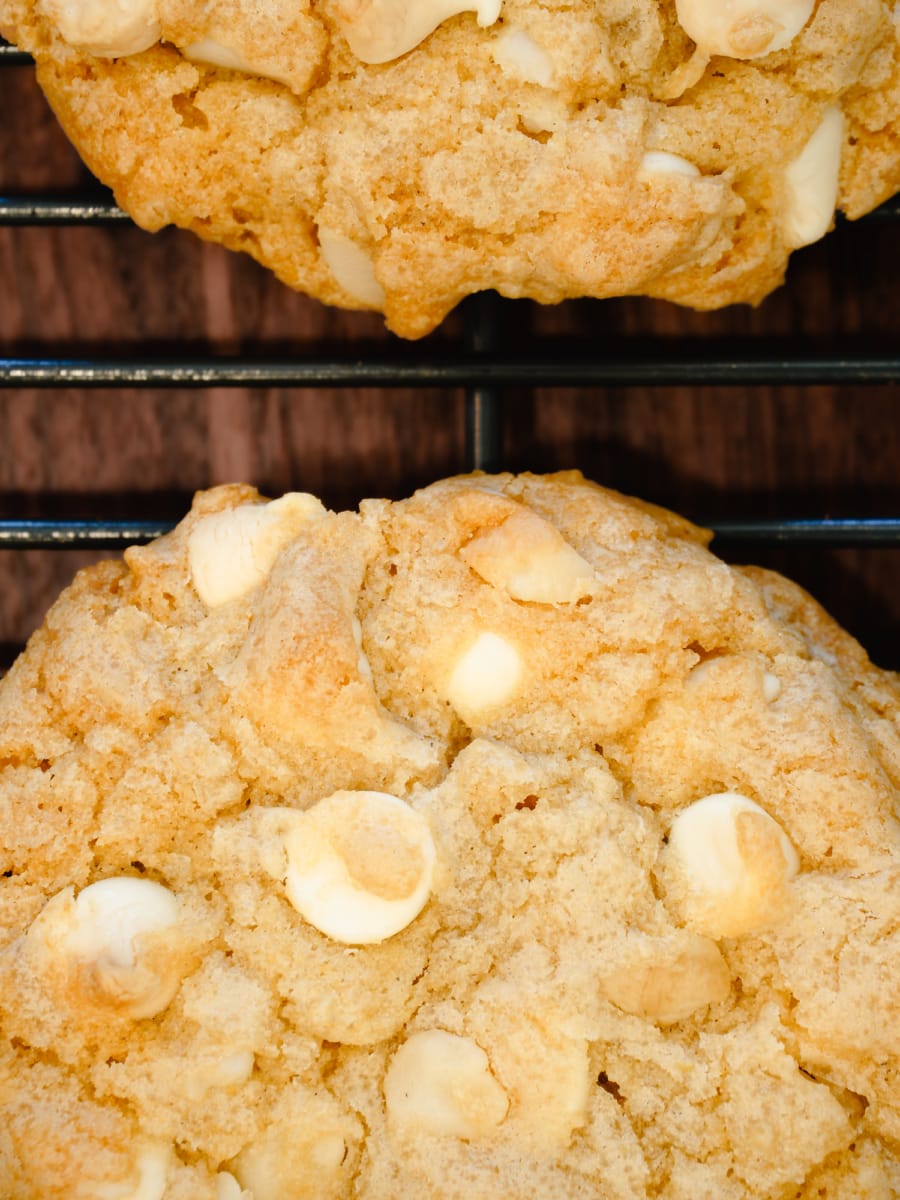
[1,0,898,335]
[1,471,899,1198]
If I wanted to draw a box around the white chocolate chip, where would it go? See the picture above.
[336,0,501,65]
[214,1174,244,1200]
[674,0,814,58]
[384,1030,509,1137]
[234,1129,346,1200]
[188,493,326,607]
[782,106,844,249]
[459,509,595,604]
[30,877,184,1019]
[662,792,800,937]
[94,1142,171,1200]
[445,632,523,718]
[182,1051,255,1102]
[762,671,781,702]
[637,151,701,181]
[491,28,554,87]
[283,790,436,944]
[39,0,160,55]
[600,935,731,1023]
[317,228,386,308]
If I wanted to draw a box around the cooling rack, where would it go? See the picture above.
[1,35,898,665]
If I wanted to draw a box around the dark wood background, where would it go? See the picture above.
[2,59,898,670]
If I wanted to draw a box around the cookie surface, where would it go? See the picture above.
[2,0,898,336]
[1,471,899,1198]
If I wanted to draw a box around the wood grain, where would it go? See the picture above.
[1,61,898,669]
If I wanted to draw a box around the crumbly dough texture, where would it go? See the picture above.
[2,0,899,335]
[1,471,899,1199]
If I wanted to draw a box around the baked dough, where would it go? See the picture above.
[1,0,898,336]
[1,471,898,1198]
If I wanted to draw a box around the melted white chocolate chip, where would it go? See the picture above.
[663,792,800,937]
[384,1030,509,1137]
[30,877,185,1019]
[283,790,436,944]
[93,1142,171,1200]
[782,106,844,249]
[445,632,523,718]
[674,0,814,58]
[234,1126,347,1200]
[39,0,159,56]
[188,493,326,607]
[214,1174,244,1200]
[336,0,501,64]
[460,509,596,604]
[182,1051,255,1102]
[491,28,554,87]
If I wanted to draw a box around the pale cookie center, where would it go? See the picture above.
[782,106,844,249]
[188,492,326,607]
[663,791,800,937]
[336,0,501,64]
[283,790,436,944]
[674,0,814,58]
[384,1029,509,1137]
[459,508,596,604]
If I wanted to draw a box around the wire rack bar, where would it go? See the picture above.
[2,517,898,549]
[8,192,900,224]
[2,350,898,388]
[0,40,30,64]
[0,195,130,224]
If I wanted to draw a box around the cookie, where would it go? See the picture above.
[2,0,898,336]
[1,472,899,1199]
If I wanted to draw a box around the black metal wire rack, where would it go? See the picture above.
[2,36,899,648]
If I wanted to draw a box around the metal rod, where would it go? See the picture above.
[463,293,504,472]
[2,517,898,550]
[2,349,898,389]
[708,518,900,546]
[0,195,128,225]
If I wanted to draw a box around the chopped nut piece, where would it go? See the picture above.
[783,106,844,249]
[384,1030,509,1137]
[188,493,326,607]
[459,509,595,604]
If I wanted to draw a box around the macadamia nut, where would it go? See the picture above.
[384,1030,509,1137]
[188,493,326,608]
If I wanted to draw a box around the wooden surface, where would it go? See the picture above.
[1,60,898,670]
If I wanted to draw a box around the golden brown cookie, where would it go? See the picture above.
[2,0,898,336]
[1,472,899,1198]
